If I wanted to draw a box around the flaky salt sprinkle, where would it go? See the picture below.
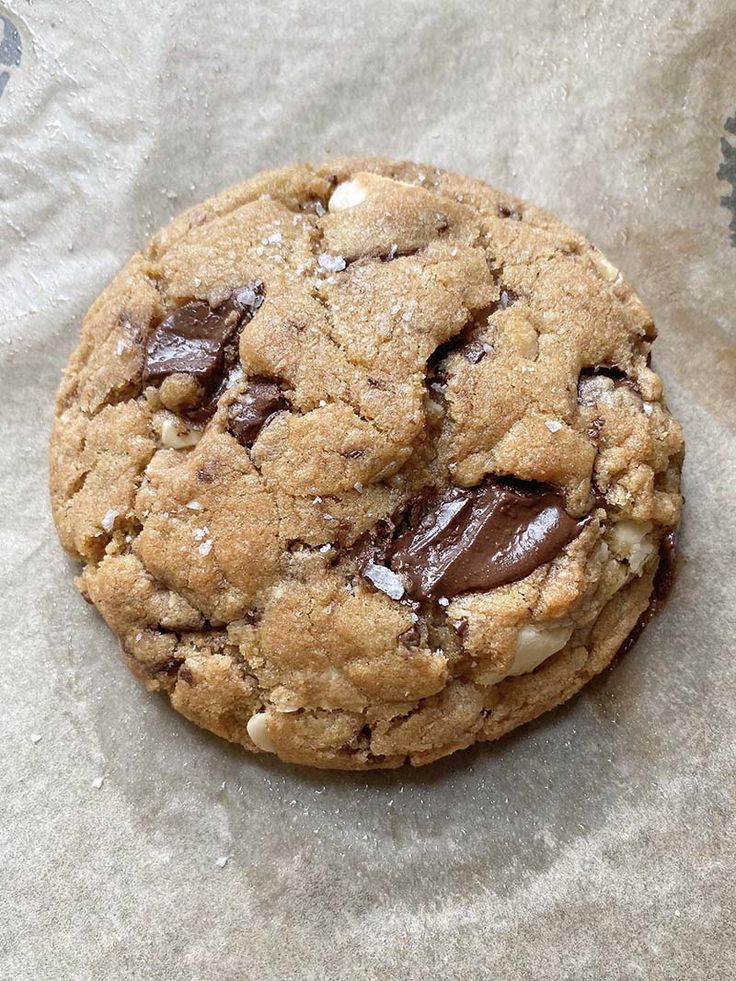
[186,500,202,510]
[198,540,213,556]
[101,508,118,532]
[319,544,332,553]
[363,563,405,601]
[266,232,282,244]
[216,856,229,868]
[354,481,364,493]
[545,420,563,433]
[317,252,346,273]
[438,597,450,607]
[30,733,42,744]
[92,777,104,790]
[643,402,654,415]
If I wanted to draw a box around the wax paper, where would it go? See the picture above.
[1,1,734,977]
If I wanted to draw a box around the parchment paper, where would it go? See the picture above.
[1,2,734,978]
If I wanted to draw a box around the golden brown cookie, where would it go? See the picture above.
[49,157,684,769]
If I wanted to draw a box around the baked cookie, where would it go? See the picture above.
[49,157,684,769]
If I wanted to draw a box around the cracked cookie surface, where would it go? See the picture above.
[49,157,684,769]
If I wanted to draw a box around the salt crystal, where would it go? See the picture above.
[643,402,654,415]
[193,527,208,541]
[319,544,332,553]
[101,508,118,532]
[318,253,346,273]
[92,777,104,790]
[438,597,450,607]
[266,232,282,244]
[30,733,42,744]
[315,202,326,217]
[198,540,213,556]
[186,500,202,510]
[215,856,229,869]
[363,563,405,601]
[390,303,402,315]
[354,481,364,493]
[115,339,127,355]
[545,420,563,432]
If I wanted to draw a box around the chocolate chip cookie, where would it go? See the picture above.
[49,157,684,769]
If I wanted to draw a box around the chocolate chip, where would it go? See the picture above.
[389,478,588,601]
[398,623,421,647]
[498,204,522,221]
[227,379,288,447]
[142,283,264,415]
[178,665,195,685]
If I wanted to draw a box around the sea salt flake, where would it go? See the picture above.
[438,597,450,607]
[198,539,213,556]
[643,402,654,415]
[186,500,202,510]
[266,232,282,244]
[30,733,42,744]
[193,527,208,541]
[319,544,332,553]
[545,420,563,432]
[101,508,118,532]
[354,481,364,493]
[215,856,229,868]
[318,253,346,273]
[363,563,405,601]
[92,777,104,790]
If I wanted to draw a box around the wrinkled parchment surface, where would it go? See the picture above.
[1,1,734,977]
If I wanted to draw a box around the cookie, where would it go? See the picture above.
[49,157,684,769]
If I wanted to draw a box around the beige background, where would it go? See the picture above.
[1,1,734,978]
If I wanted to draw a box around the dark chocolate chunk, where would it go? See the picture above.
[389,478,587,601]
[498,204,522,221]
[142,283,263,404]
[227,379,288,447]
[398,623,421,647]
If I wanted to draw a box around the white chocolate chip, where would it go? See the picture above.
[610,520,656,575]
[363,563,405,601]
[328,179,367,212]
[247,712,277,753]
[161,418,202,449]
[101,508,118,532]
[510,622,574,675]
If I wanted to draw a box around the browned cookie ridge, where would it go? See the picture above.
[49,157,684,769]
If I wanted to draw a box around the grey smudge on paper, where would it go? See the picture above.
[0,12,22,98]
[718,114,736,247]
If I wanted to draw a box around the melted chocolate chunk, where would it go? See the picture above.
[389,479,587,601]
[227,379,288,447]
[142,284,264,412]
